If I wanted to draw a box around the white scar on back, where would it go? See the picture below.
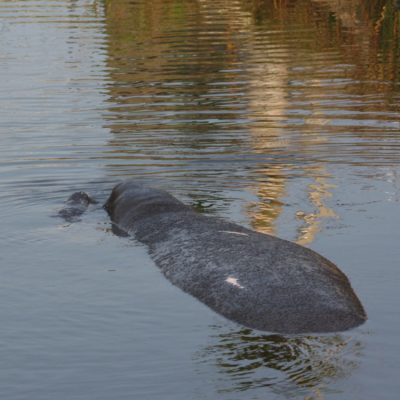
[219,230,249,236]
[226,276,245,289]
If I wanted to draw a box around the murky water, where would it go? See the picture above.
[0,0,399,399]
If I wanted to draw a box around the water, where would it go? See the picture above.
[0,0,399,399]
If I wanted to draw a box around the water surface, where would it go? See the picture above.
[0,1,399,399]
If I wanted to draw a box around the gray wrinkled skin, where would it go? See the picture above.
[105,180,367,334]
[58,191,96,222]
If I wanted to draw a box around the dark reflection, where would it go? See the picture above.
[199,327,362,397]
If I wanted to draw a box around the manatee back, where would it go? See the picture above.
[142,212,367,334]
[106,181,367,334]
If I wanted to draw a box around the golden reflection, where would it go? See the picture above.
[246,167,287,235]
[243,1,338,241]
[296,170,337,245]
[103,0,400,245]
[242,0,399,241]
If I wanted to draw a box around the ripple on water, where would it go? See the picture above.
[197,327,363,397]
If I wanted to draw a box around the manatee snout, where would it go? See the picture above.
[58,191,97,222]
[67,191,96,206]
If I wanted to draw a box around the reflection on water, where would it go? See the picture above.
[103,0,400,243]
[296,167,337,245]
[199,327,362,398]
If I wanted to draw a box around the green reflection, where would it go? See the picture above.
[248,0,400,85]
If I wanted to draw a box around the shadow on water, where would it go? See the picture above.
[197,327,362,398]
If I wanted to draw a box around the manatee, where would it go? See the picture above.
[104,180,367,334]
[58,191,97,222]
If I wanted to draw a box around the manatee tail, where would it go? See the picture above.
[58,191,97,222]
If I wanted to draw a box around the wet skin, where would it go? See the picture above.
[103,180,367,334]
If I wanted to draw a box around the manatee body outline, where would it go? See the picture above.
[103,180,367,334]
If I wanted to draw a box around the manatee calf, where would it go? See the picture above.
[105,180,367,334]
[58,191,97,222]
